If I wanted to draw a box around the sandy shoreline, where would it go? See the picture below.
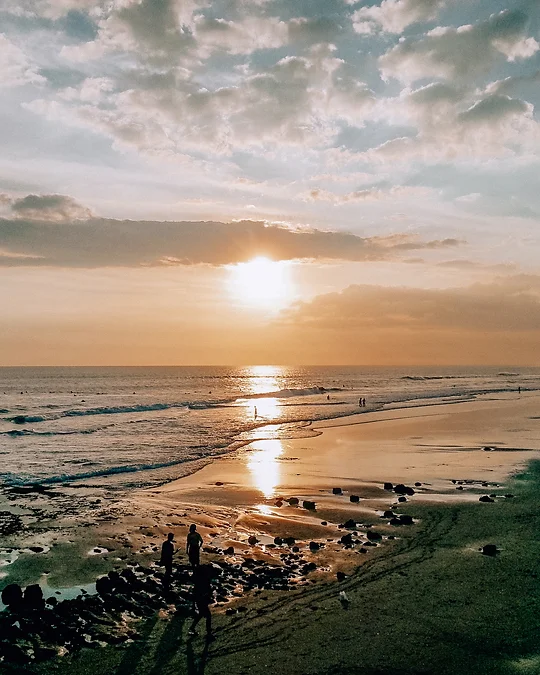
[1,391,540,673]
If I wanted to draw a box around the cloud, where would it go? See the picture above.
[458,94,531,125]
[1,0,102,20]
[302,185,432,203]
[2,193,93,221]
[363,82,539,163]
[352,0,447,35]
[379,10,540,84]
[0,34,45,87]
[281,276,540,332]
[486,69,540,100]
[194,16,288,55]
[0,195,461,267]
[31,45,374,155]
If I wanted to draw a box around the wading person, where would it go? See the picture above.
[187,524,203,568]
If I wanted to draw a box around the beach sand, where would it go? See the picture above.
[2,392,540,674]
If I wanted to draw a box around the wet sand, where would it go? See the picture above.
[3,392,540,674]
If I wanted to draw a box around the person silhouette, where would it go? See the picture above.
[186,524,203,568]
[160,532,175,583]
[188,564,214,638]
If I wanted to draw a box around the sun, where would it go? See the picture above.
[229,256,292,310]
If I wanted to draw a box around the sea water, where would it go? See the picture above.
[0,366,538,491]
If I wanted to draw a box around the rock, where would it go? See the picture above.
[349,495,360,503]
[394,484,415,496]
[29,546,44,553]
[292,546,300,553]
[275,500,283,507]
[336,571,346,582]
[320,521,327,526]
[303,562,317,574]
[24,584,44,610]
[366,531,382,541]
[223,546,235,555]
[383,482,393,490]
[284,537,296,546]
[343,519,356,529]
[456,486,464,490]
[505,494,515,499]
[247,536,258,546]
[332,488,343,495]
[398,496,407,503]
[483,446,494,452]
[215,481,223,486]
[389,518,402,526]
[303,500,316,510]
[96,576,114,596]
[399,515,414,525]
[10,415,28,424]
[273,537,283,546]
[340,533,353,546]
[1,583,23,609]
[481,544,498,556]
[309,541,320,551]
[414,482,422,487]
[479,495,495,503]
[288,497,299,505]
[382,510,394,518]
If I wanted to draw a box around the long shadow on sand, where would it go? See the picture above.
[186,635,211,675]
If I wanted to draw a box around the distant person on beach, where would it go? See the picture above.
[160,532,175,581]
[188,564,214,638]
[327,394,330,400]
[187,524,203,568]
[518,387,521,394]
[254,406,258,419]
[363,398,366,407]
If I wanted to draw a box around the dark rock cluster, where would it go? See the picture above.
[0,543,333,666]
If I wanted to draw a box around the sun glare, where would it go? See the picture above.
[229,257,292,310]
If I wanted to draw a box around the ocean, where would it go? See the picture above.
[1,366,538,493]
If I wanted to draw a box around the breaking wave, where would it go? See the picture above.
[241,386,339,400]
[1,425,113,438]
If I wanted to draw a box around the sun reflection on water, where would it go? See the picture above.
[244,365,285,422]
[246,439,284,499]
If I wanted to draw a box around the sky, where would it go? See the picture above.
[1,0,540,365]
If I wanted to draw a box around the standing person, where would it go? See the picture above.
[160,532,175,584]
[187,524,203,568]
[188,564,213,638]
